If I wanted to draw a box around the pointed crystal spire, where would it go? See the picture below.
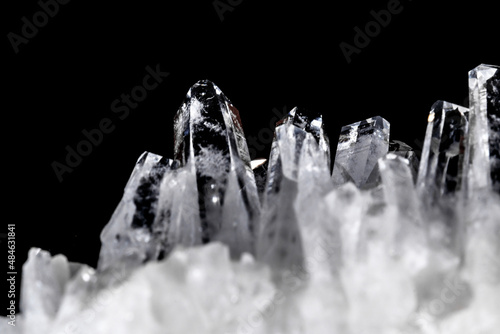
[416,101,469,201]
[465,64,500,194]
[331,116,390,189]
[98,152,175,271]
[257,106,330,271]
[172,80,260,256]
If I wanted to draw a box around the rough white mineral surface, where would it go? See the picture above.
[3,65,500,334]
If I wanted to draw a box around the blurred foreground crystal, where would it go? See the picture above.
[172,80,260,255]
[6,65,500,334]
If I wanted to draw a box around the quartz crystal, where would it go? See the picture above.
[256,106,331,272]
[465,64,500,194]
[172,80,260,257]
[331,116,390,189]
[98,152,176,271]
[417,101,469,201]
[5,65,500,334]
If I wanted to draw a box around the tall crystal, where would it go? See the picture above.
[465,64,500,194]
[257,107,331,271]
[173,80,260,256]
[98,152,175,271]
[417,101,469,201]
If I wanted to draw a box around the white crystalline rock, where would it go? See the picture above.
[19,248,71,334]
[437,195,500,334]
[340,251,417,333]
[10,194,500,334]
[13,244,277,334]
[14,192,500,334]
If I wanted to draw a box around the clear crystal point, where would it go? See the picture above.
[98,152,175,271]
[417,101,469,201]
[257,107,330,271]
[332,116,390,189]
[172,80,260,256]
[20,249,71,334]
[465,64,500,194]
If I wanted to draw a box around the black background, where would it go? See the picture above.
[3,0,498,315]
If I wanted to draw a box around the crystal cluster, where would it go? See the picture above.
[4,65,500,334]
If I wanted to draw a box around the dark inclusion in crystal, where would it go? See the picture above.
[98,152,177,270]
[487,68,500,191]
[131,157,177,230]
[173,80,259,246]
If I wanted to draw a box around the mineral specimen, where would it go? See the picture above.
[5,65,500,334]
[172,80,260,257]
